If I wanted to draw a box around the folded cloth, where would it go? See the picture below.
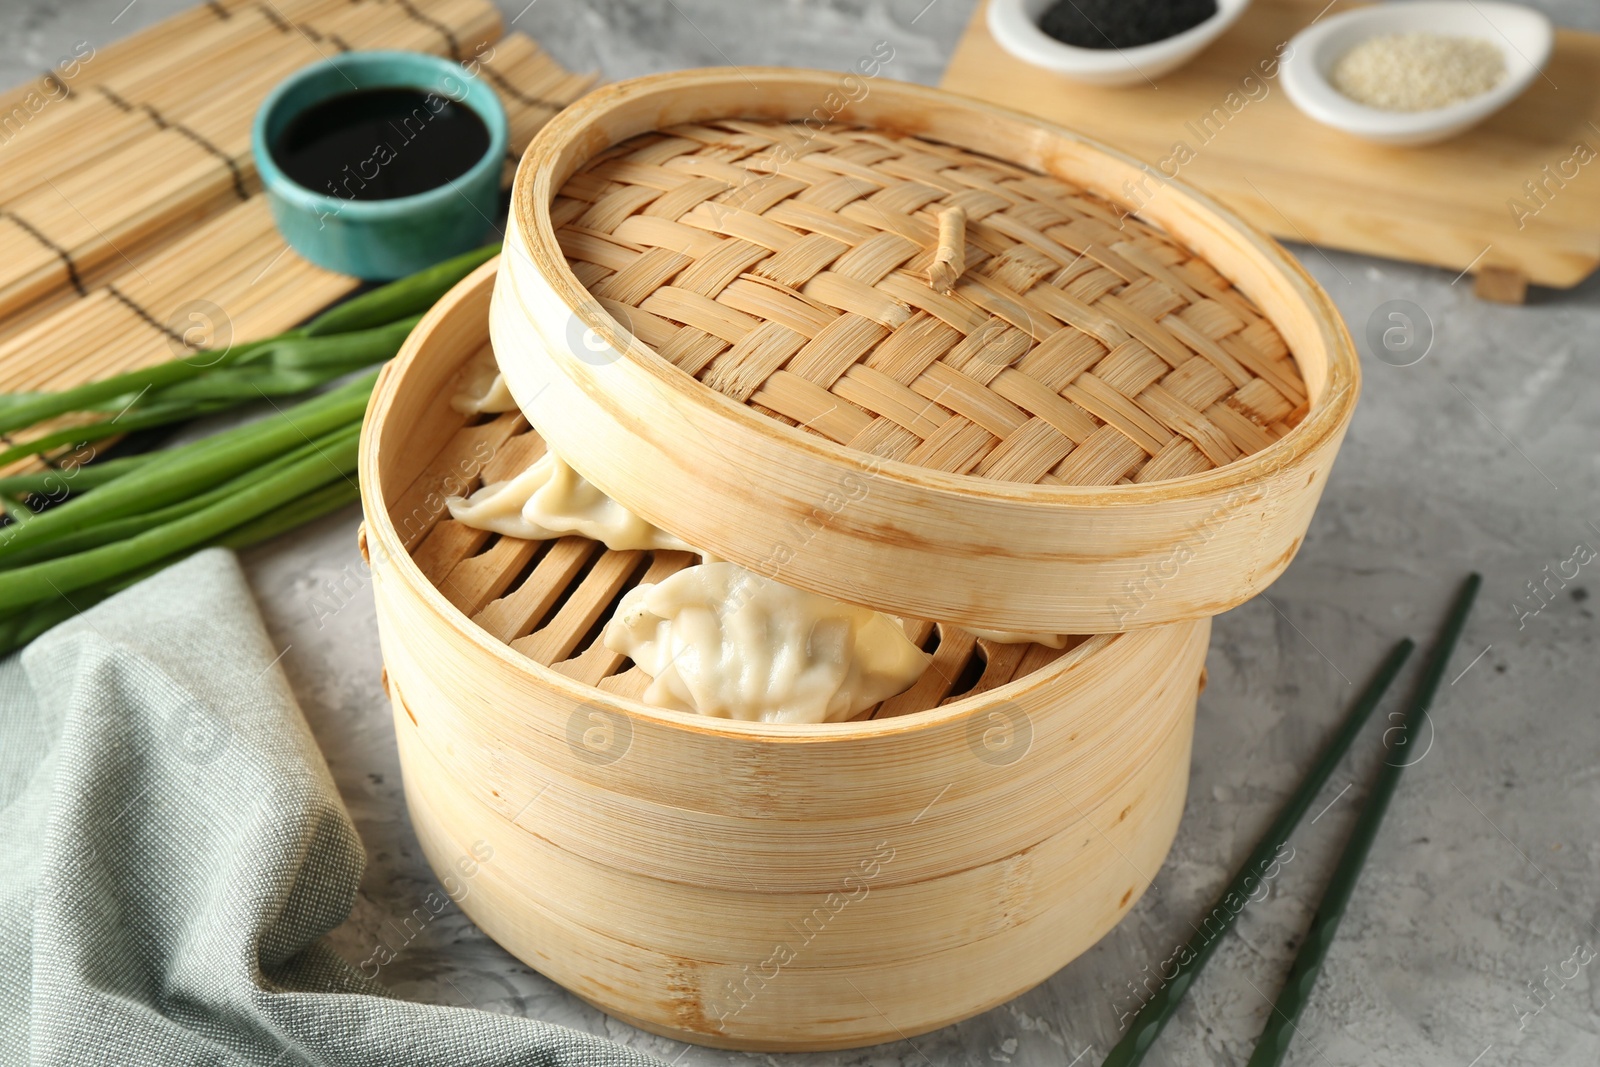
[0,549,657,1066]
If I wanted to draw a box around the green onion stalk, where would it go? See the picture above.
[0,243,499,651]
[0,479,362,658]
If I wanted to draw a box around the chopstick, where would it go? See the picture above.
[1244,572,1482,1067]
[1100,635,1417,1067]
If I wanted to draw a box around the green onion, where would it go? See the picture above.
[0,423,358,569]
[0,370,375,560]
[0,454,154,498]
[214,478,361,547]
[0,422,360,611]
[0,591,88,654]
[0,392,44,414]
[140,316,421,405]
[0,336,279,436]
[304,243,497,336]
[0,246,482,440]
[268,315,421,368]
[0,398,234,470]
[0,249,486,654]
[0,305,412,465]
[128,365,351,406]
[1,496,34,526]
[0,479,362,657]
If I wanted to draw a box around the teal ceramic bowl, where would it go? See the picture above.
[253,51,508,280]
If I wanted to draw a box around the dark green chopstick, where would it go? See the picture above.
[1244,573,1482,1067]
[1100,636,1417,1067]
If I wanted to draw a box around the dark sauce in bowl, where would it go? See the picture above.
[271,87,490,201]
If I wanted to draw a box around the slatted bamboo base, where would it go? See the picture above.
[393,385,1077,719]
[359,259,1211,1050]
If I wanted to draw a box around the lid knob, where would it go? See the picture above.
[928,206,967,294]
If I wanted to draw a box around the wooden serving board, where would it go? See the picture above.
[941,0,1600,298]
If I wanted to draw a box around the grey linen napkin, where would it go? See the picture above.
[0,548,658,1066]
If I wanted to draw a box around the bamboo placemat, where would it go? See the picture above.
[0,0,595,474]
[0,0,503,322]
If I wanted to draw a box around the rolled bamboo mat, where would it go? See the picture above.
[0,0,506,325]
[0,0,240,116]
[0,0,372,179]
[0,27,594,475]
[0,0,475,118]
[0,0,372,205]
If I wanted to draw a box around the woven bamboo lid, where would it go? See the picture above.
[493,70,1359,633]
[551,125,1307,485]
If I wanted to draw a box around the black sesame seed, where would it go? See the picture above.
[1037,0,1219,51]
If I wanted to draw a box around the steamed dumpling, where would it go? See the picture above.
[603,562,929,723]
[449,346,519,414]
[446,450,695,553]
[963,628,1069,648]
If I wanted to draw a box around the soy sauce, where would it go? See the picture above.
[271,87,490,201]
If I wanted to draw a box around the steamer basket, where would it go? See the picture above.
[491,68,1359,634]
[359,260,1211,1050]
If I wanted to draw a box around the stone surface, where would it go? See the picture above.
[3,1,1599,1064]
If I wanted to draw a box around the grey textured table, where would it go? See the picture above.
[4,1,1599,1064]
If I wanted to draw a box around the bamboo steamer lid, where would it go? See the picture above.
[492,69,1359,633]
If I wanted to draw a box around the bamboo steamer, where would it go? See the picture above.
[491,68,1360,634]
[359,259,1211,1050]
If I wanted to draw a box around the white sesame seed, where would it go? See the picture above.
[1330,32,1506,112]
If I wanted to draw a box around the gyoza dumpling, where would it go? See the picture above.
[446,450,696,553]
[962,627,1069,648]
[604,562,929,724]
[449,345,519,414]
